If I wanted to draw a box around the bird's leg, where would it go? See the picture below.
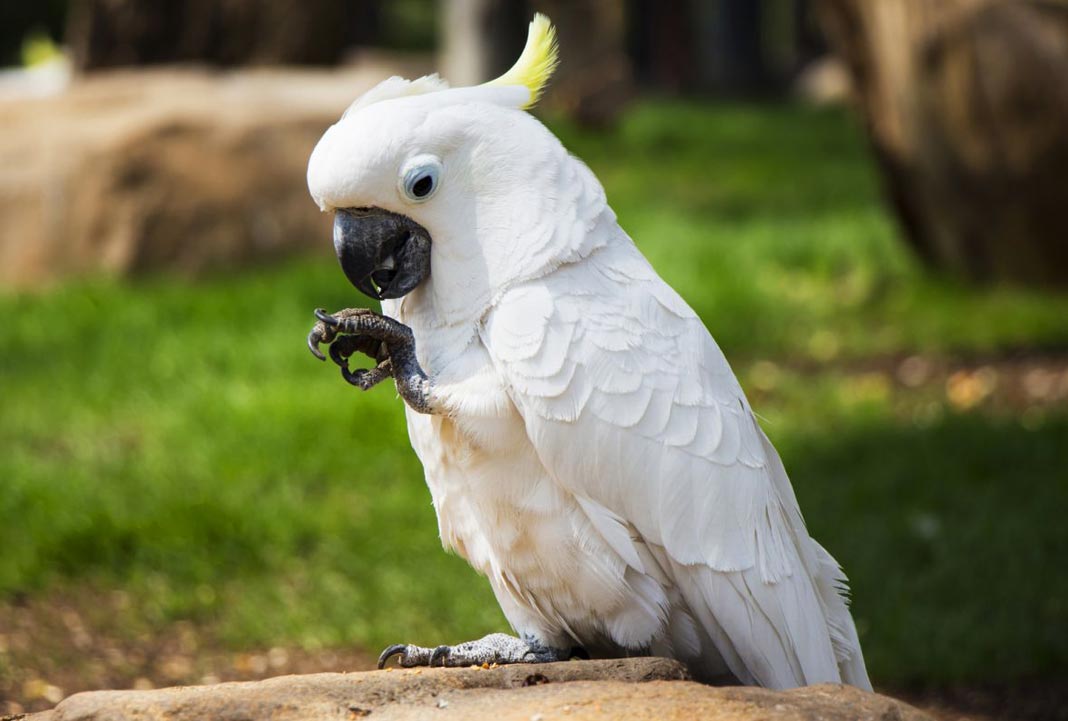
[307,308,434,414]
[377,633,575,669]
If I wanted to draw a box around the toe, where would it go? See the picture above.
[377,644,408,669]
[315,308,339,326]
[340,365,363,387]
[429,645,451,667]
[329,341,350,367]
[307,327,327,361]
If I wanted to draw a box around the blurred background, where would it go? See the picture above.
[1,1,1067,718]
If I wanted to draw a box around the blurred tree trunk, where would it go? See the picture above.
[628,0,694,92]
[816,0,1068,285]
[631,0,784,96]
[440,0,526,87]
[706,0,770,93]
[67,0,353,71]
[536,0,632,125]
[794,0,824,63]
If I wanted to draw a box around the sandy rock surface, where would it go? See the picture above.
[16,657,933,721]
[0,57,428,288]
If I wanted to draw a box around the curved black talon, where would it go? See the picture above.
[429,645,451,667]
[377,644,407,669]
[329,334,379,367]
[342,362,392,390]
[307,329,326,361]
[341,365,368,387]
[315,308,339,326]
[329,339,352,367]
[307,309,335,361]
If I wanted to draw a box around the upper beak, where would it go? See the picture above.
[332,207,432,300]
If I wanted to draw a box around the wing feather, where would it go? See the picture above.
[482,237,869,689]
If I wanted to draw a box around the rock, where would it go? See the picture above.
[0,57,429,288]
[19,658,933,721]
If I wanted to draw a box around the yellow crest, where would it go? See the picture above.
[487,13,559,109]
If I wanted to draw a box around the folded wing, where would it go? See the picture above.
[483,239,870,689]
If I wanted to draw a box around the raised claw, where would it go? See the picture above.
[315,307,339,326]
[377,644,408,669]
[341,362,392,390]
[306,306,430,412]
[328,339,351,367]
[325,334,393,390]
[310,307,374,362]
[306,309,335,361]
[328,333,386,367]
[307,329,326,361]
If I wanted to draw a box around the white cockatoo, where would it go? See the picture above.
[305,15,871,690]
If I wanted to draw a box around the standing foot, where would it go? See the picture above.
[377,633,575,668]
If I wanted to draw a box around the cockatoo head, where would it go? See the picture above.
[308,15,570,323]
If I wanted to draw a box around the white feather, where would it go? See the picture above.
[310,75,871,691]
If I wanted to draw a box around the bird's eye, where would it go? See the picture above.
[400,156,442,203]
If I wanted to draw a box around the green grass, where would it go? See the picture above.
[2,101,1067,684]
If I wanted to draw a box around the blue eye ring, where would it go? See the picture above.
[400,155,442,202]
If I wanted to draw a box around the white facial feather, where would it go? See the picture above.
[308,88,611,327]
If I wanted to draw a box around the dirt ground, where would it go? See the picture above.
[2,591,1066,721]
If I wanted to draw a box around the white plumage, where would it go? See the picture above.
[306,17,871,690]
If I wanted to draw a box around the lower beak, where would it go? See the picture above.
[333,207,432,300]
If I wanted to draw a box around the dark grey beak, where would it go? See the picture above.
[333,207,432,300]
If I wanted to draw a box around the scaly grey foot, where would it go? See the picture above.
[377,633,574,668]
[307,307,432,413]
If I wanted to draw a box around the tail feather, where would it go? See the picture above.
[757,425,873,691]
